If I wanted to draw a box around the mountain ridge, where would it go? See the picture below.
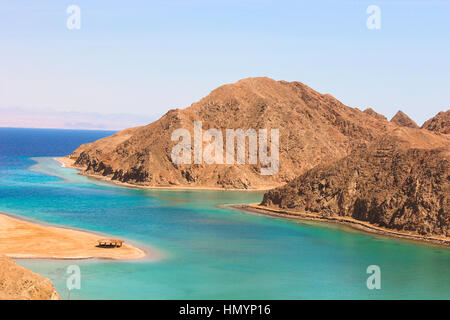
[71,77,394,189]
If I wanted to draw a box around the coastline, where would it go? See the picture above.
[0,212,148,260]
[234,204,450,247]
[55,156,279,192]
[58,156,450,248]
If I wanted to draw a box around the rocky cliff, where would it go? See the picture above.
[422,110,450,134]
[0,255,60,300]
[261,127,449,237]
[71,77,392,189]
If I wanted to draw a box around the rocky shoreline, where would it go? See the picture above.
[234,204,450,247]
[57,156,278,191]
[0,255,60,300]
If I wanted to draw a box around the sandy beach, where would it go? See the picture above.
[0,212,147,260]
[236,204,450,247]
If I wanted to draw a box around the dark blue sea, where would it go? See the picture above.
[0,127,115,157]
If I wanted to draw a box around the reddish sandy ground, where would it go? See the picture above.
[0,213,146,260]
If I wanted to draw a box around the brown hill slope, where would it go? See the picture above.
[71,77,392,189]
[261,127,450,237]
[0,255,59,300]
[391,110,419,128]
[422,110,450,134]
[363,108,387,121]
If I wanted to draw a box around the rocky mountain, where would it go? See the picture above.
[71,77,393,189]
[363,108,387,121]
[261,127,450,237]
[422,110,450,134]
[390,110,419,128]
[0,255,60,300]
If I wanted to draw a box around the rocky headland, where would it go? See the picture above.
[70,77,393,189]
[67,77,449,244]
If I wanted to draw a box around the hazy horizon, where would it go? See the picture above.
[0,84,447,131]
[1,1,449,128]
[0,106,155,130]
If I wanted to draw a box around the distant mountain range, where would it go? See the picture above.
[0,107,156,131]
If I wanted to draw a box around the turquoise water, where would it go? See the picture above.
[0,157,448,299]
[0,129,449,299]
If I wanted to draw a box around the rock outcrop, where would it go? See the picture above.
[0,255,60,300]
[71,77,392,189]
[261,127,450,237]
[363,108,387,121]
[422,110,450,134]
[391,110,419,128]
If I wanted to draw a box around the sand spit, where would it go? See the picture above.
[0,212,147,260]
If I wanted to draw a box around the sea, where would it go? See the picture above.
[0,127,449,299]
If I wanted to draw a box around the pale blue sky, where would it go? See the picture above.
[1,0,449,128]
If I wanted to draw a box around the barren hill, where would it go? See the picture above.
[261,127,450,237]
[391,110,419,128]
[71,77,392,189]
[422,110,450,134]
[0,255,59,300]
[363,108,387,121]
